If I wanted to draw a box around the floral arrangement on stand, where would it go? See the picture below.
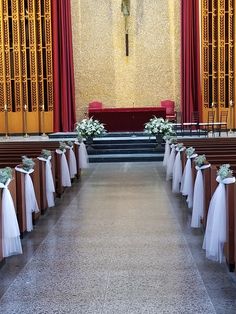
[75,117,106,140]
[22,156,35,172]
[217,164,233,180]
[59,141,67,153]
[144,117,175,138]
[0,167,12,184]
[40,149,51,160]
[67,141,74,147]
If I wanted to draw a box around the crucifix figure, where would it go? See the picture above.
[121,0,130,56]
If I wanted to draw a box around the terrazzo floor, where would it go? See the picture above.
[0,162,236,313]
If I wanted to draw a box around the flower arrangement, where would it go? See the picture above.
[0,167,12,184]
[22,156,35,172]
[217,164,233,180]
[59,141,67,152]
[176,143,185,150]
[194,154,208,167]
[185,147,195,157]
[40,149,51,159]
[67,141,74,147]
[75,117,106,139]
[144,117,175,137]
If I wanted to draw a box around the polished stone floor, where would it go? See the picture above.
[0,162,236,313]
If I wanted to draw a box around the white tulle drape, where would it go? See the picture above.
[180,154,198,208]
[56,149,71,187]
[78,141,89,169]
[191,164,211,228]
[37,156,55,207]
[166,144,176,181]
[202,176,235,263]
[67,146,77,178]
[163,140,170,167]
[15,167,39,232]
[0,179,22,257]
[172,147,185,193]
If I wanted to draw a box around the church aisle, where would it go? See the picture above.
[0,162,235,313]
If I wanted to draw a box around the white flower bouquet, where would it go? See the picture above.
[185,147,195,157]
[0,167,12,184]
[217,164,233,180]
[194,154,208,167]
[75,117,106,139]
[144,117,175,137]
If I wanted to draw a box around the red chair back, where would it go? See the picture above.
[88,101,103,110]
[160,100,175,115]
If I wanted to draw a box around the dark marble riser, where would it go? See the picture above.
[89,154,164,163]
[87,148,164,155]
[89,143,159,149]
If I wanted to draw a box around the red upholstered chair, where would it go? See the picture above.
[88,101,103,110]
[160,100,176,121]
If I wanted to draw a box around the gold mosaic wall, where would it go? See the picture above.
[71,0,181,120]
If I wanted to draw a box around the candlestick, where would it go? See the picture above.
[4,104,7,111]
[41,106,47,137]
[4,105,9,139]
[42,104,45,111]
[23,106,29,137]
[229,100,234,134]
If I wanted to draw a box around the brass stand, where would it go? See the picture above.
[229,100,233,135]
[23,105,29,138]
[4,106,9,139]
[41,106,47,137]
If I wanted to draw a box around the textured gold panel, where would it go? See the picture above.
[71,0,181,120]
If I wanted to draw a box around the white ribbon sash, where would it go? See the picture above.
[78,141,89,169]
[67,146,77,178]
[166,144,176,181]
[172,148,185,193]
[180,154,198,208]
[163,140,170,167]
[0,178,22,257]
[38,156,55,207]
[56,149,71,187]
[202,175,235,263]
[15,167,39,232]
[191,164,211,228]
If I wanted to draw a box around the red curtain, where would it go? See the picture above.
[181,0,202,123]
[51,0,76,132]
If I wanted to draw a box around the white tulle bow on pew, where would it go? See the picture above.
[78,141,89,169]
[56,149,71,187]
[202,175,235,263]
[166,144,176,181]
[37,156,55,207]
[67,145,77,178]
[180,154,198,208]
[15,167,39,232]
[163,140,170,167]
[0,178,22,257]
[172,146,185,193]
[191,164,211,228]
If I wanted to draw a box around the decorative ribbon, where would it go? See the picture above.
[163,140,170,167]
[0,178,22,257]
[180,154,198,208]
[78,141,89,169]
[56,149,71,187]
[15,167,39,232]
[67,146,77,179]
[191,164,211,228]
[202,175,235,263]
[37,156,55,207]
[172,147,185,193]
[166,144,176,181]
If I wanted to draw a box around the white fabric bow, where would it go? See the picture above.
[163,140,170,167]
[15,167,39,232]
[56,149,71,187]
[0,178,22,257]
[202,175,235,263]
[78,141,89,169]
[37,156,55,207]
[180,154,198,208]
[66,146,77,179]
[172,147,185,193]
[191,164,211,228]
[166,144,176,181]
